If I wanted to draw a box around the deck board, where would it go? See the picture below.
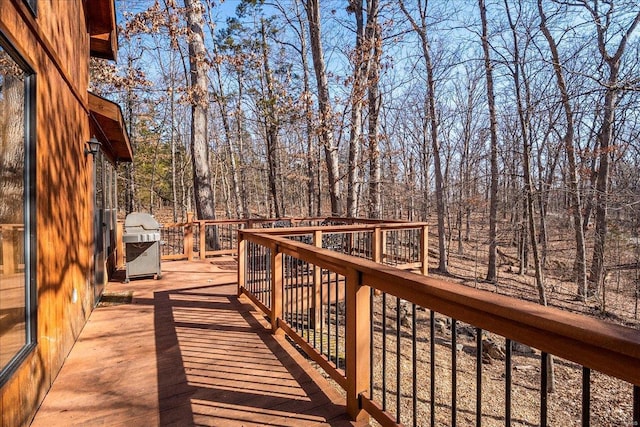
[31,260,365,427]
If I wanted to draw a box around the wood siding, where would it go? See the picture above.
[0,1,104,426]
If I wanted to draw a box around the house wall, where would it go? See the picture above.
[0,1,96,426]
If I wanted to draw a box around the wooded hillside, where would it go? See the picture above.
[91,0,640,323]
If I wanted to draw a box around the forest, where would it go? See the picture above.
[90,0,640,324]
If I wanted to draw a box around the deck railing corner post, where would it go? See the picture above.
[271,244,284,335]
[346,267,371,422]
[116,221,124,269]
[372,226,382,264]
[421,224,429,276]
[185,212,194,261]
[199,220,206,259]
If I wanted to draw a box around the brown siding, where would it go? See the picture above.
[0,1,96,426]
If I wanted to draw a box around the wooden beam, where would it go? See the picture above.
[86,0,118,60]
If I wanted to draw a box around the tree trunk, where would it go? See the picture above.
[169,63,179,222]
[260,20,283,218]
[346,0,366,218]
[184,0,216,221]
[212,47,243,218]
[367,0,381,219]
[304,0,342,215]
[294,2,318,218]
[588,8,640,293]
[236,73,250,218]
[479,0,499,283]
[538,0,588,298]
[0,73,25,224]
[399,0,447,273]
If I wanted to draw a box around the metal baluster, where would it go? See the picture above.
[335,273,340,369]
[452,318,457,427]
[341,275,346,370]
[430,310,435,427]
[306,261,311,341]
[383,292,387,411]
[334,274,338,366]
[328,269,332,363]
[320,268,325,356]
[633,385,639,426]
[370,287,374,402]
[505,339,512,427]
[267,246,271,308]
[476,328,482,427]
[541,352,548,427]
[582,367,590,427]
[295,256,300,331]
[284,255,289,326]
[412,303,417,427]
[396,296,401,424]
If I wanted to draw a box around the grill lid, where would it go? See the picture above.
[124,212,160,231]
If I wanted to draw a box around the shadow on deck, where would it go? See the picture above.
[31,260,365,426]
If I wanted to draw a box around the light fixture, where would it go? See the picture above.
[85,136,102,158]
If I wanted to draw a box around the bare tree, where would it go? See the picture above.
[537,0,588,297]
[184,0,216,221]
[367,0,382,219]
[345,0,367,217]
[303,0,343,215]
[259,19,284,217]
[580,2,640,293]
[399,0,448,273]
[0,59,25,224]
[478,0,499,283]
[504,0,547,305]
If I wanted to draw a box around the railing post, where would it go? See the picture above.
[311,230,323,330]
[237,231,245,297]
[271,245,283,335]
[1,226,15,275]
[116,222,124,268]
[199,220,206,259]
[185,212,194,261]
[346,267,370,422]
[372,227,381,264]
[420,225,429,276]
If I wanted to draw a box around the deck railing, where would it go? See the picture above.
[237,226,640,426]
[156,214,399,262]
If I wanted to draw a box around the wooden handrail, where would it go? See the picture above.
[241,221,429,235]
[240,231,640,387]
[159,216,424,261]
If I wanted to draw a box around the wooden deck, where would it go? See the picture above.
[31,259,366,426]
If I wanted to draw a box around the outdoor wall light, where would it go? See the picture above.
[85,136,102,158]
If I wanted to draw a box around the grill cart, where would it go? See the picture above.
[122,212,162,283]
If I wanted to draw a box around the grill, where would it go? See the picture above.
[123,212,162,283]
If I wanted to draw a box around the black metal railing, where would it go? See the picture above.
[238,228,640,426]
[245,241,272,311]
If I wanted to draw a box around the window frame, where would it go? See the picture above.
[0,31,37,388]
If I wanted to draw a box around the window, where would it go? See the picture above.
[24,0,37,16]
[0,33,36,386]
